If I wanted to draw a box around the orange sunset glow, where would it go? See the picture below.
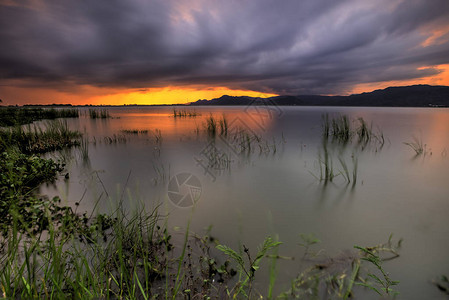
[0,82,278,106]
[350,64,449,95]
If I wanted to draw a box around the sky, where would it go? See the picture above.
[1,0,449,105]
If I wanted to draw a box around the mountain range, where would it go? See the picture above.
[189,85,449,107]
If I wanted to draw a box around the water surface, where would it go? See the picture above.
[42,106,449,299]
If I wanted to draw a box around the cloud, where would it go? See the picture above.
[1,0,449,95]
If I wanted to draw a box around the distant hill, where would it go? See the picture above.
[189,85,449,107]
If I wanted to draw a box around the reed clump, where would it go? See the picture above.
[89,108,111,119]
[205,114,218,137]
[173,108,200,118]
[321,114,385,149]
[0,120,81,154]
[0,107,79,126]
[103,134,127,144]
[121,129,149,135]
[403,136,427,155]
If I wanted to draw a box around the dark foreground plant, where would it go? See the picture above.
[403,136,427,156]
[89,108,110,119]
[0,107,79,126]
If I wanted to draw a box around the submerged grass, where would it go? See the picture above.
[403,136,427,155]
[103,134,127,144]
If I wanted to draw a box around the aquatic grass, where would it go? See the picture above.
[152,163,170,185]
[205,114,217,137]
[279,235,401,299]
[0,107,79,127]
[354,246,399,297]
[318,141,336,183]
[172,108,200,118]
[103,134,127,144]
[89,108,110,119]
[79,135,89,161]
[216,236,282,298]
[219,115,228,136]
[0,119,81,154]
[172,212,193,299]
[121,129,148,135]
[197,140,232,171]
[403,136,426,155]
[267,236,280,299]
[153,129,162,144]
[433,275,449,295]
[322,113,330,138]
[338,156,351,183]
[331,115,352,143]
[194,124,200,135]
[356,117,372,146]
[352,156,358,186]
[321,114,385,150]
[337,154,358,186]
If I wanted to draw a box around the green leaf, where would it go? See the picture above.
[216,244,245,268]
[356,282,382,296]
[367,273,384,286]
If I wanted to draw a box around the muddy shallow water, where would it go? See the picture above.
[41,106,449,299]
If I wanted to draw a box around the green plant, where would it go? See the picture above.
[0,120,81,154]
[216,236,282,298]
[279,236,401,299]
[354,245,399,297]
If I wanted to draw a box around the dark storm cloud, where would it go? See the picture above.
[1,0,449,94]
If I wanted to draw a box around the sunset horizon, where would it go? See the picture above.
[2,81,449,106]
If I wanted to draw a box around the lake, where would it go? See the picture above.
[41,105,449,299]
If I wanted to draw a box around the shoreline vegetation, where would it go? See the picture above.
[1,107,445,298]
